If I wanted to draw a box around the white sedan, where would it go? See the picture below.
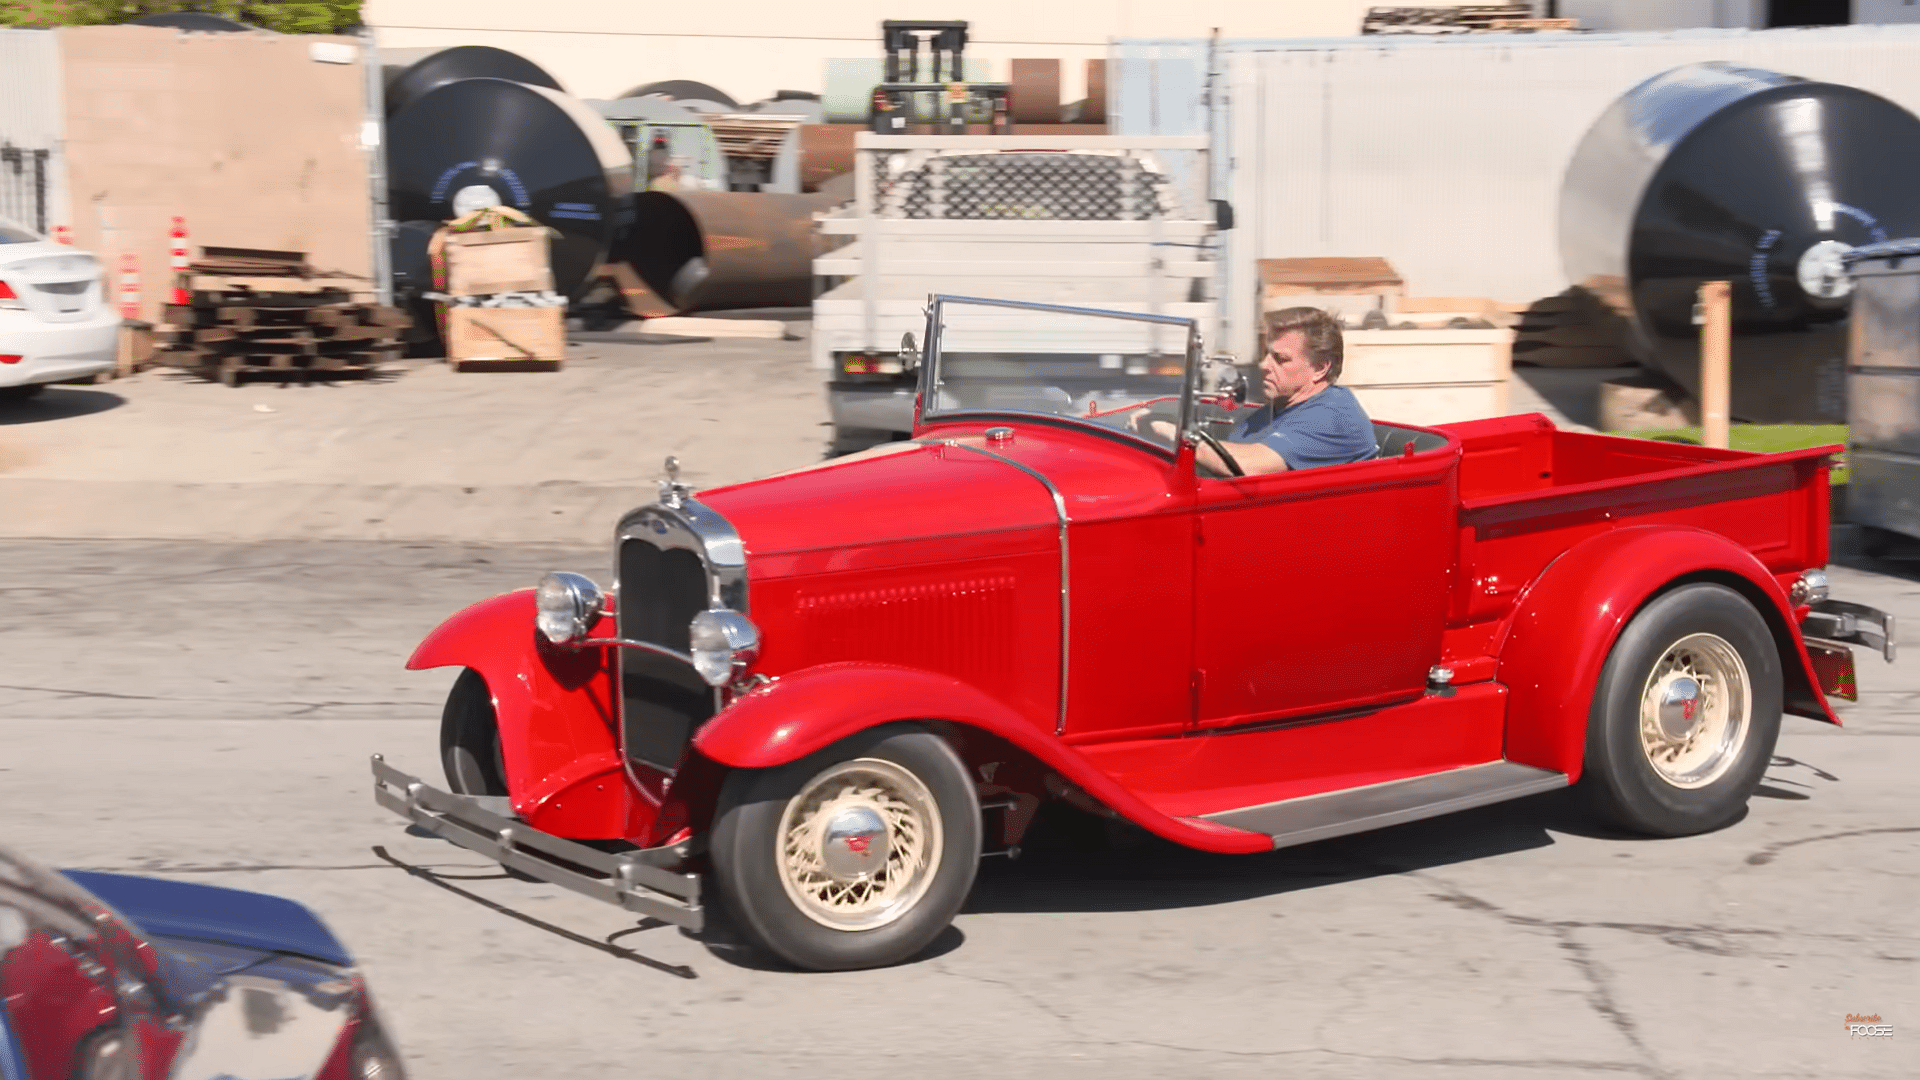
[0,220,119,400]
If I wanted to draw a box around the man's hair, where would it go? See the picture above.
[1262,306,1344,383]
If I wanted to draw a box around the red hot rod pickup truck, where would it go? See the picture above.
[373,296,1895,971]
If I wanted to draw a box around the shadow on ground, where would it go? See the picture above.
[0,386,125,424]
[154,365,410,389]
[963,789,1593,917]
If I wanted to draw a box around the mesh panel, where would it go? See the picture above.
[885,153,1168,220]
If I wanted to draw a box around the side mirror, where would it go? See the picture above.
[899,332,921,372]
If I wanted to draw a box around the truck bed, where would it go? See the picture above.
[1439,413,1837,628]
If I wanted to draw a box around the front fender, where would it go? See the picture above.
[694,663,1271,854]
[407,591,649,839]
[1496,525,1836,781]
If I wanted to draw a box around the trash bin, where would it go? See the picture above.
[1842,239,1920,543]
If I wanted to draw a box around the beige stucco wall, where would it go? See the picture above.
[57,25,375,323]
[364,0,1463,105]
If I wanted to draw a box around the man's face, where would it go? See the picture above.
[1260,329,1325,404]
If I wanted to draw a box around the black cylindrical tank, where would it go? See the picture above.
[380,46,562,117]
[385,78,634,301]
[1561,62,1920,422]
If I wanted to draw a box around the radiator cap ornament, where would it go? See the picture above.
[659,455,691,508]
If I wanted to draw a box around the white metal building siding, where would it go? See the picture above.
[0,29,67,235]
[1115,25,1920,355]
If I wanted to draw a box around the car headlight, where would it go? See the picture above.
[535,572,604,645]
[689,608,759,686]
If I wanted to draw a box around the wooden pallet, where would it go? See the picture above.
[155,296,411,384]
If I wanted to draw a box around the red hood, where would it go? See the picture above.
[698,424,1184,561]
[700,440,1055,557]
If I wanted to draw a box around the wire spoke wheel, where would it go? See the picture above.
[1636,632,1751,789]
[775,758,943,931]
[1580,583,1783,837]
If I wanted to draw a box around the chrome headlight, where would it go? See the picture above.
[1790,569,1830,607]
[689,608,760,687]
[535,572,604,645]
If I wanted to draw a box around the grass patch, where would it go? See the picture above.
[1604,424,1849,483]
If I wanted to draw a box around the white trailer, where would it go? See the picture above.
[813,133,1217,450]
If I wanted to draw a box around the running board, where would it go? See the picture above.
[1194,761,1569,851]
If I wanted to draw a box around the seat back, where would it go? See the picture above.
[1374,422,1449,458]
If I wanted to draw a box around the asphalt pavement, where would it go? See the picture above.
[0,336,1913,1079]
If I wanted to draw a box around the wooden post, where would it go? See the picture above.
[1699,279,1731,449]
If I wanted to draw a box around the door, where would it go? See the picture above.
[1190,451,1456,729]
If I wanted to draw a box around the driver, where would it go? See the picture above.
[1137,306,1376,475]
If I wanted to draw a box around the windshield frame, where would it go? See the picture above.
[919,294,1204,452]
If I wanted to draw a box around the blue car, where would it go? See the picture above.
[0,843,404,1080]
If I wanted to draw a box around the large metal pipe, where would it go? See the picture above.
[611,190,838,313]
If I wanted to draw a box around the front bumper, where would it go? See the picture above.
[370,756,704,931]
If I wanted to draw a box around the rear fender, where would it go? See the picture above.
[407,591,652,838]
[1496,525,1837,780]
[693,662,1271,854]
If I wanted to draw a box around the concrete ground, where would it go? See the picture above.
[1,333,1912,1078]
[0,333,830,546]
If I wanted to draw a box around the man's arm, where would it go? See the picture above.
[1199,436,1290,476]
[1142,419,1290,475]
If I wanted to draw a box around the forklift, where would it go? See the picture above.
[868,20,1012,135]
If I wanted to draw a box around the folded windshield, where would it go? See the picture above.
[923,298,1198,439]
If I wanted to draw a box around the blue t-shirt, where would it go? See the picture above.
[1228,385,1376,470]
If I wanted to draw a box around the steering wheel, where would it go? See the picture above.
[1191,428,1245,477]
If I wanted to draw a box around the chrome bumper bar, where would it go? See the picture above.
[1805,599,1898,663]
[370,755,703,932]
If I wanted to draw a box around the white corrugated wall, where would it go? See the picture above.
[0,29,67,235]
[1116,24,1920,354]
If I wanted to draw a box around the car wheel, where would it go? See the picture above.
[440,668,508,797]
[1579,583,1783,837]
[709,724,980,971]
[0,384,46,402]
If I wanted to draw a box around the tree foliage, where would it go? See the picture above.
[6,2,362,33]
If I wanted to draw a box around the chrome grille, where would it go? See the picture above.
[616,535,714,772]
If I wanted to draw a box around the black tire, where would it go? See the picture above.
[0,384,47,402]
[440,668,508,797]
[709,724,980,971]
[1579,583,1783,837]
[439,669,537,880]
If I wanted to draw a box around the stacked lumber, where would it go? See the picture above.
[153,247,409,384]
[709,114,807,161]
[156,291,410,386]
[1361,5,1577,34]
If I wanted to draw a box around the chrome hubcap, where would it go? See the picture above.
[1638,633,1751,789]
[819,804,890,879]
[776,758,942,931]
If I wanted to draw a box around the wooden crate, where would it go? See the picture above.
[445,306,565,372]
[1341,326,1514,427]
[114,320,157,377]
[444,228,555,297]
